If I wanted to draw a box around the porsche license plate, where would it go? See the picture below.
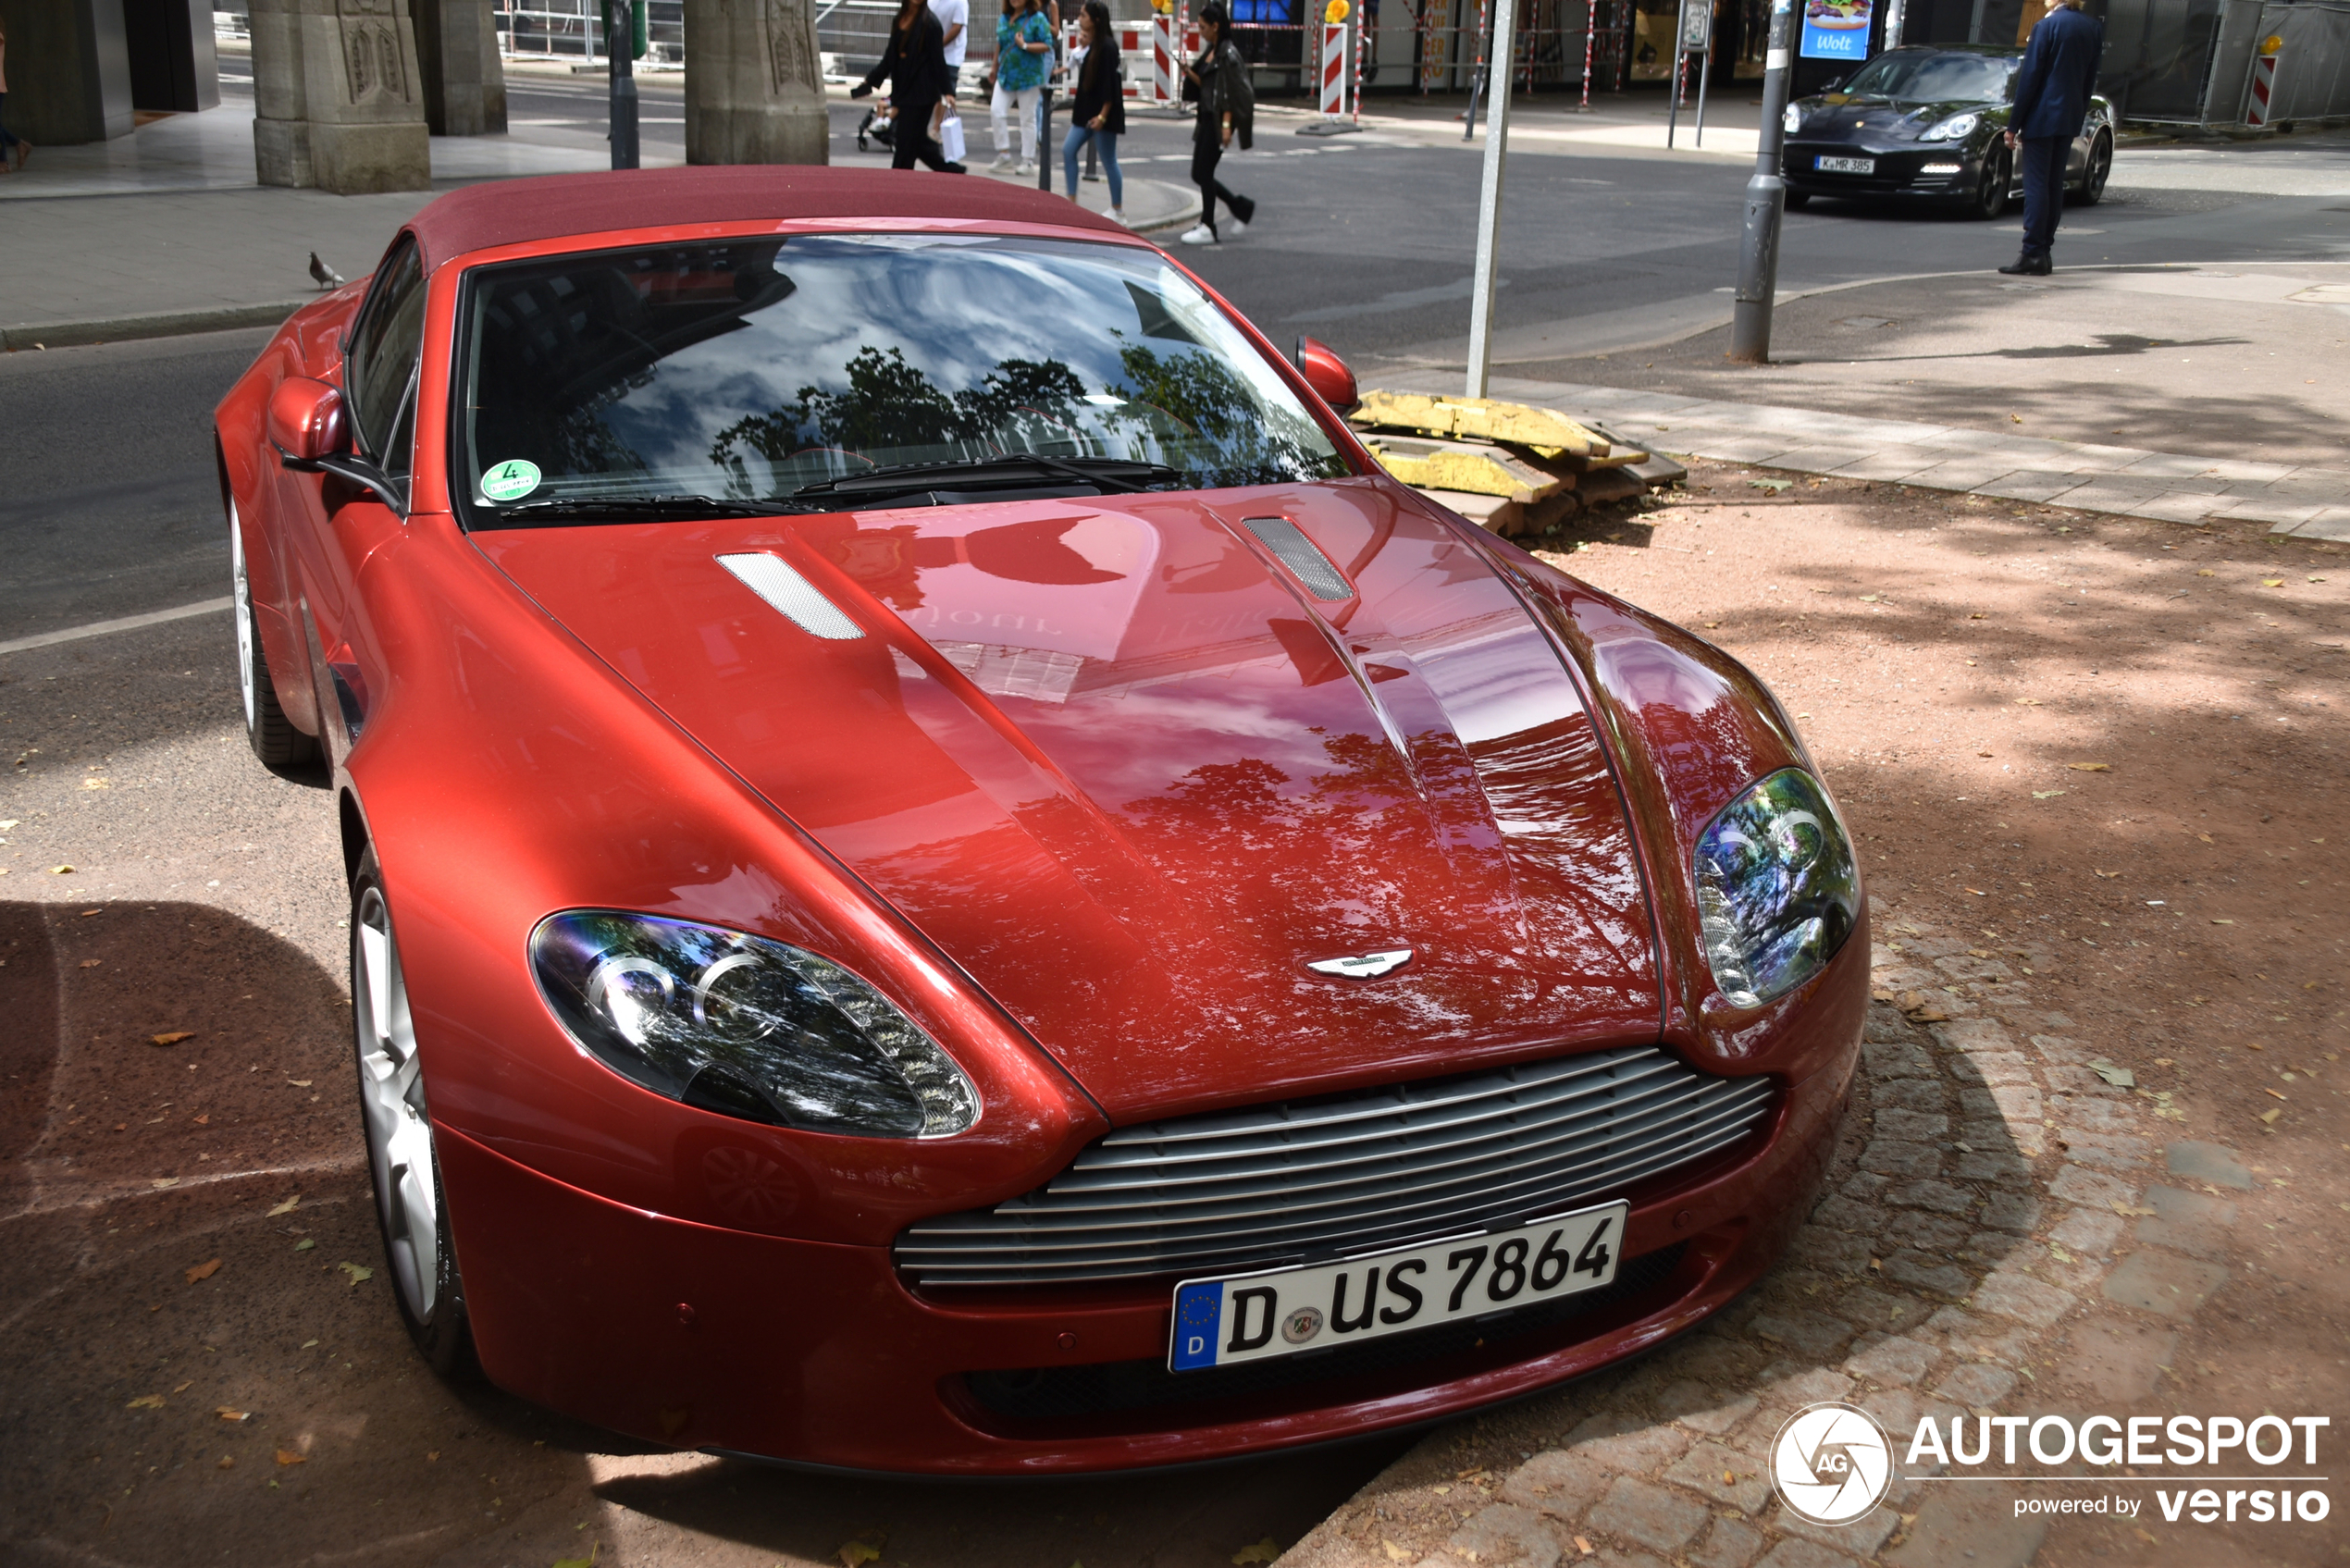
[1815,155,1874,174]
[1167,1202,1629,1371]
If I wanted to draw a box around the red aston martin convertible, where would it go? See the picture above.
[215,166,1866,1475]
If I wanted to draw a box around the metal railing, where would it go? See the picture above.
[496,0,686,63]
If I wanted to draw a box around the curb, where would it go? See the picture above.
[2,300,311,353]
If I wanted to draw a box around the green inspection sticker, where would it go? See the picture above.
[480,459,542,502]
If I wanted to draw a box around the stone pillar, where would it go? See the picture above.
[413,0,506,134]
[0,0,136,142]
[123,0,221,110]
[684,0,829,165]
[250,0,432,191]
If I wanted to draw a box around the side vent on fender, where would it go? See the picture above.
[1242,517,1354,603]
[716,552,864,641]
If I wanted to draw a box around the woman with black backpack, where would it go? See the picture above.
[1177,0,1255,245]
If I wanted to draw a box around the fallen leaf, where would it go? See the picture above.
[2009,414,2022,424]
[2014,698,2042,706]
[1747,478,1793,493]
[1431,1485,1453,1495]
[81,777,110,790]
[286,1079,313,1089]
[151,1031,196,1046]
[2066,762,2110,772]
[837,1542,883,1568]
[216,1406,250,1421]
[552,1547,600,1568]
[150,1178,180,1190]
[216,1455,235,1469]
[128,1392,167,1410]
[2263,578,2285,587]
[52,866,75,874]
[185,1258,222,1284]
[1382,1544,1413,1564]
[2032,789,2066,800]
[2259,1107,2283,1124]
[1231,1539,1282,1566]
[267,1195,301,1217]
[80,959,102,969]
[174,1380,192,1393]
[2134,1527,2158,1544]
[2111,1202,2157,1216]
[193,1114,209,1125]
[2089,1061,2135,1088]
[2195,569,2214,577]
[1968,611,1986,619]
[293,1239,315,1253]
[2095,869,2118,878]
[275,1449,306,1466]
[301,1340,319,1349]
[337,1262,374,1289]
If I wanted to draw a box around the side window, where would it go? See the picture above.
[345,240,427,468]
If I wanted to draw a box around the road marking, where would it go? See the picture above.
[0,597,234,657]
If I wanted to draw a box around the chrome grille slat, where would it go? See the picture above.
[897,1046,1774,1285]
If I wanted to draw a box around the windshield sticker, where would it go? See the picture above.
[481,459,542,502]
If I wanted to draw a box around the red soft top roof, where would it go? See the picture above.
[401,165,1129,271]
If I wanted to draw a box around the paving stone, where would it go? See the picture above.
[2101,1249,2228,1317]
[1755,1364,1856,1409]
[2047,1206,2125,1255]
[2058,1320,2177,1402]
[1449,1502,1565,1568]
[1688,1515,1766,1568]
[1922,1308,2035,1365]
[1886,1179,1974,1215]
[1946,1051,2036,1087]
[2047,1165,2138,1208]
[1860,1140,1942,1179]
[1933,954,2013,982]
[1790,1225,1872,1275]
[1587,1476,1710,1553]
[1884,1211,1971,1252]
[1932,1362,2019,1407]
[1861,1040,1936,1077]
[1843,1332,1939,1387]
[1746,1311,1854,1359]
[1871,1108,1950,1141]
[1812,1195,1886,1232]
[1962,1083,2044,1124]
[1873,1079,1948,1114]
[1652,1380,1760,1436]
[1977,1191,2042,1232]
[1663,1443,1774,1513]
[1863,1387,1966,1454]
[1885,1487,2047,1567]
[2029,1033,2089,1064]
[1969,1268,2077,1327]
[1591,1551,1671,1568]
[1929,1018,2013,1053]
[2134,1183,2238,1260]
[2165,1140,2255,1190]
[2046,1064,2121,1094]
[1755,1539,1862,1568]
[1957,1117,2021,1149]
[1770,1500,1898,1554]
[1564,1414,1696,1473]
[1668,1336,1770,1384]
[1501,1451,1613,1519]
[1881,1251,1973,1296]
[1951,1149,2034,1185]
[2049,1094,2137,1132]
[2050,1130,2154,1170]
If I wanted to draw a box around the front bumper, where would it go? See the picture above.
[436,1039,1858,1474]
[1782,140,1982,199]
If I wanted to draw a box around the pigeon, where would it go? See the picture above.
[309,252,345,290]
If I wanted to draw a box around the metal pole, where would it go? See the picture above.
[1579,0,1596,109]
[1665,0,1683,147]
[1727,0,1794,363]
[1692,19,1710,144]
[609,0,639,168]
[1464,0,1517,397]
[1463,0,1490,138]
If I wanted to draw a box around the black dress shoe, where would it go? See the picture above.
[1997,253,2052,276]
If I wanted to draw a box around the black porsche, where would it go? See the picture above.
[1780,43,2114,218]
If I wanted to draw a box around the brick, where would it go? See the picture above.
[1951,1150,2034,1185]
[1790,1226,1872,1276]
[1746,1311,1853,1359]
[1564,1414,1694,1473]
[1969,1269,2076,1327]
[1932,1362,2019,1407]
[1651,1379,1758,1436]
[1663,1443,1774,1513]
[1861,1041,1935,1078]
[1946,1051,2035,1086]
[1886,1180,1973,1215]
[1873,1079,1948,1113]
[1843,1332,1938,1387]
[2051,1130,2153,1170]
[1860,1140,1942,1179]
[1880,1251,1973,1296]
[2101,1249,2228,1317]
[1976,1192,2042,1232]
[2134,1184,2238,1260]
[1884,1211,1970,1252]
[1501,1451,1612,1519]
[1756,1540,1862,1568]
[1587,1477,1709,1553]
[2164,1140,2255,1190]
[1688,1515,1766,1568]
[1871,1108,1949,1142]
[1884,1488,2047,1567]
[2047,1165,2137,1208]
[1930,1019,2013,1053]
[2047,1207,2124,1256]
[2048,1094,2137,1131]
[1770,1499,1896,1555]
[1811,1195,1886,1232]
[1448,1502,1565,1568]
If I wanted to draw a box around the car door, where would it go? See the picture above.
[284,236,426,764]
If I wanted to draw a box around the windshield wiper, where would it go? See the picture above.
[492,493,800,521]
[791,454,1181,500]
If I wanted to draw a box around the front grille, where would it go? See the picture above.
[962,1242,1690,1424]
[897,1046,1773,1287]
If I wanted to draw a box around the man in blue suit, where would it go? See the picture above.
[1999,0,2105,276]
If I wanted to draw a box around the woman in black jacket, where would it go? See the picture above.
[1178,1,1254,244]
[852,0,968,172]
[1060,1,1126,223]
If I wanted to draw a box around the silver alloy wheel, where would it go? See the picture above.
[231,501,257,732]
[353,883,440,1322]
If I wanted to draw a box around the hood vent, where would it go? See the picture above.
[1242,517,1354,602]
[716,552,864,641]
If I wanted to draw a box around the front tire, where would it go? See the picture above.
[1784,190,1812,210]
[352,848,475,1377]
[230,500,318,769]
[2072,131,2111,204]
[1964,149,2010,220]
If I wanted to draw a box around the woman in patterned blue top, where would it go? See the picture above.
[990,0,1056,173]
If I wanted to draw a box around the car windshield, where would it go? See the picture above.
[454,233,1349,521]
[1839,50,2016,102]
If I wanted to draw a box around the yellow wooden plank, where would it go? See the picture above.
[1351,391,1607,458]
[1367,441,1565,501]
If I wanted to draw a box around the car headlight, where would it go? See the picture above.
[1920,112,1980,142]
[1782,105,1803,134]
[1693,769,1860,1008]
[529,910,980,1138]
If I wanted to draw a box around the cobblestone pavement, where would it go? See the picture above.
[1283,923,2335,1568]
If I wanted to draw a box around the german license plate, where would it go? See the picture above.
[1815,155,1874,174]
[1167,1202,1629,1371]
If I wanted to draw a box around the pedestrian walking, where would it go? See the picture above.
[930,0,969,146]
[1176,1,1254,245]
[990,0,1053,174]
[0,19,31,175]
[1062,1,1126,224]
[1999,0,2103,277]
[852,0,968,172]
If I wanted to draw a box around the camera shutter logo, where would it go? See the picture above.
[1771,1402,1893,1525]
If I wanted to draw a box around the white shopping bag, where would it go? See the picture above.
[938,113,967,165]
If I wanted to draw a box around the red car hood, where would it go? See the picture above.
[478,479,1660,1122]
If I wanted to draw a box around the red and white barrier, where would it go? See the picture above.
[1318,20,1352,119]
[2247,34,2282,127]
